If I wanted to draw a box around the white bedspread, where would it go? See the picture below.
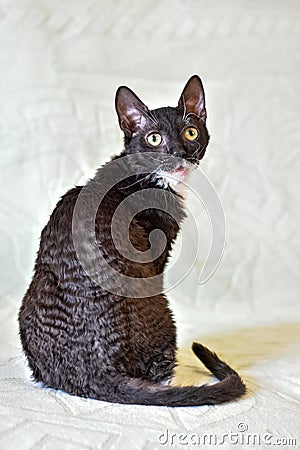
[0,1,299,449]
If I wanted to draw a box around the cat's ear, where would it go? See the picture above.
[115,86,149,136]
[178,75,207,122]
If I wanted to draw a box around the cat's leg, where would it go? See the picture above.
[143,345,177,384]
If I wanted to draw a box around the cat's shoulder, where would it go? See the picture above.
[53,185,83,211]
[44,185,84,233]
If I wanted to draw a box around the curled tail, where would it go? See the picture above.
[94,343,246,406]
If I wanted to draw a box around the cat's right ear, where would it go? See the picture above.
[178,75,207,122]
[115,86,149,136]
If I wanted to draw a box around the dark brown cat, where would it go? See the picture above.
[18,75,246,406]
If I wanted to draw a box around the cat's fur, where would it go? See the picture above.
[18,75,246,406]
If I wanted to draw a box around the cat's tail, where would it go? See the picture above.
[98,343,246,406]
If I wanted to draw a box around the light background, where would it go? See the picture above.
[0,0,299,449]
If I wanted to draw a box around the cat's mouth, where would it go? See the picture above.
[171,166,189,178]
[155,164,190,190]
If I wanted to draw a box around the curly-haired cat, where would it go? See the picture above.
[19,75,246,406]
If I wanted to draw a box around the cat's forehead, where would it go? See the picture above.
[149,106,182,129]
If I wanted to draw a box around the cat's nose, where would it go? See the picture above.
[172,149,185,158]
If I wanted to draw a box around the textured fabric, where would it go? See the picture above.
[0,0,299,448]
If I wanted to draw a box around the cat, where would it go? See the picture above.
[18,75,246,406]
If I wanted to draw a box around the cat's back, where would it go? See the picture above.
[18,184,109,385]
[35,185,83,278]
[19,185,82,308]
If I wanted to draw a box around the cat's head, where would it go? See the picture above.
[115,75,210,189]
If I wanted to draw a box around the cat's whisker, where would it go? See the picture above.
[185,111,206,124]
[198,159,213,167]
[146,154,165,164]
[119,173,152,190]
[166,185,173,207]
[179,124,188,135]
[119,164,165,190]
[164,188,168,210]
[191,142,202,158]
[148,110,159,125]
[187,160,199,169]
[136,106,159,126]
[181,94,188,124]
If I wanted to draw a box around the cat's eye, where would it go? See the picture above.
[146,132,162,147]
[184,127,198,141]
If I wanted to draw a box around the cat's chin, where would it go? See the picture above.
[155,166,191,194]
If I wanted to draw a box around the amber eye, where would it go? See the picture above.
[146,132,162,147]
[184,127,198,141]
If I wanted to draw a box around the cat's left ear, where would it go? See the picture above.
[178,75,207,122]
[115,86,149,136]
